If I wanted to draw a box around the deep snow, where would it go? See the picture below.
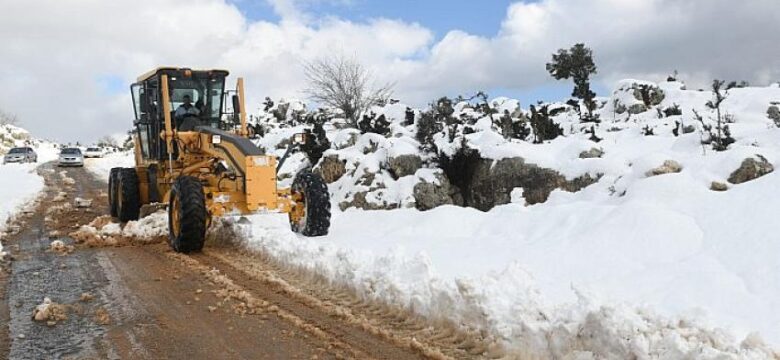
[83,80,780,357]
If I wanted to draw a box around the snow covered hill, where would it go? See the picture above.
[246,79,780,358]
[87,79,780,358]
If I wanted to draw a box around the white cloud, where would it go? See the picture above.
[0,0,777,142]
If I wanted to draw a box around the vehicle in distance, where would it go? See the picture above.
[3,147,37,164]
[84,147,104,158]
[58,148,84,167]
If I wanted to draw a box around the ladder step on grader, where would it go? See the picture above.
[107,67,330,253]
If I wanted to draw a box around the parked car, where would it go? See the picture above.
[3,147,37,164]
[58,148,84,167]
[84,147,104,158]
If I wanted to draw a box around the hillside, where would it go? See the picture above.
[237,79,780,358]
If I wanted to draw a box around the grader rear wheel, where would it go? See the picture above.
[168,176,208,253]
[117,168,141,222]
[289,171,331,236]
[108,167,120,217]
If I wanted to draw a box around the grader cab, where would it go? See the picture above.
[108,67,330,253]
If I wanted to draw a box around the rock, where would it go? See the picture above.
[413,174,456,211]
[313,155,346,183]
[387,155,422,179]
[338,191,398,211]
[645,160,682,177]
[728,155,774,184]
[613,81,665,114]
[767,105,780,127]
[710,181,728,191]
[579,148,604,159]
[466,157,599,210]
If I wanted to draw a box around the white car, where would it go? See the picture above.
[58,148,84,167]
[84,147,104,158]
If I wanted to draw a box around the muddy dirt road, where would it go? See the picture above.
[0,164,491,360]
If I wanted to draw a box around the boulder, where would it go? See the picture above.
[579,148,604,159]
[413,174,456,211]
[710,181,728,192]
[767,105,780,127]
[387,154,422,179]
[728,155,774,184]
[645,160,682,177]
[314,155,346,183]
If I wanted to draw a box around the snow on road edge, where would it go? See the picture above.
[0,164,46,257]
[225,214,776,359]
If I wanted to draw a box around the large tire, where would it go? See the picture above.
[168,176,207,253]
[289,171,331,236]
[108,168,121,217]
[117,168,141,222]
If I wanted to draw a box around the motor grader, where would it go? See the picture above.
[108,67,330,253]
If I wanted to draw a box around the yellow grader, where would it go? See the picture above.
[108,67,330,253]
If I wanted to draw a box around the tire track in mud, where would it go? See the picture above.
[179,246,504,360]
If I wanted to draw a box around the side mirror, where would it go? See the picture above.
[292,133,307,145]
[232,95,241,115]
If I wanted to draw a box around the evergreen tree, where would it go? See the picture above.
[546,43,598,120]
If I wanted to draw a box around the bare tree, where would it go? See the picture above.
[0,109,19,125]
[303,56,393,126]
[96,135,118,148]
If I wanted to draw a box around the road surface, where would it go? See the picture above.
[0,163,493,359]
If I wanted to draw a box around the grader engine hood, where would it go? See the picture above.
[194,126,278,212]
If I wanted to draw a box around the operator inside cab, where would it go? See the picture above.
[175,94,201,131]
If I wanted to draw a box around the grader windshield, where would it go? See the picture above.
[169,76,224,120]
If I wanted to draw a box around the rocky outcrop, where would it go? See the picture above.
[728,155,774,184]
[387,155,422,179]
[314,155,346,183]
[645,160,682,177]
[464,157,599,211]
[614,81,666,115]
[413,173,457,211]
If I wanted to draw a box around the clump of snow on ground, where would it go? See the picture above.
[70,212,167,246]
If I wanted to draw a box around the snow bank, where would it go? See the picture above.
[83,151,134,181]
[0,163,45,257]
[234,80,780,357]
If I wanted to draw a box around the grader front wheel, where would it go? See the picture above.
[168,176,208,253]
[289,171,331,236]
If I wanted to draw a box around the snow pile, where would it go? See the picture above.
[70,212,167,246]
[32,297,68,325]
[83,151,134,181]
[236,80,780,357]
[0,163,46,257]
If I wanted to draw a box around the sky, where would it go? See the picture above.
[0,0,778,142]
